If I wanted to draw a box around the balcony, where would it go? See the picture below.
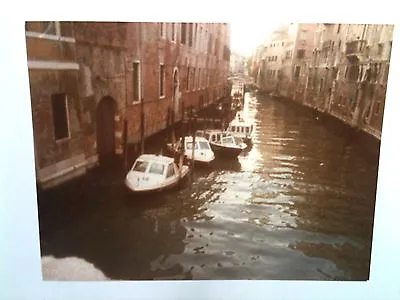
[345,40,366,61]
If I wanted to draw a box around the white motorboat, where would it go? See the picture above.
[226,112,254,145]
[125,154,190,194]
[166,136,215,165]
[195,129,247,158]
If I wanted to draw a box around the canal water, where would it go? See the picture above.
[38,92,380,281]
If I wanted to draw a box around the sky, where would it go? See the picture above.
[229,21,286,57]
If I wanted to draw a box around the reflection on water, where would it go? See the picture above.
[38,92,379,280]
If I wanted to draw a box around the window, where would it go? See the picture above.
[181,23,187,44]
[159,23,165,38]
[188,23,193,47]
[26,21,74,39]
[132,62,140,103]
[348,65,359,82]
[159,64,165,98]
[297,49,305,59]
[171,23,176,41]
[198,141,210,150]
[378,43,384,56]
[51,93,69,140]
[41,21,57,35]
[133,160,148,172]
[374,99,382,115]
[149,162,165,175]
[197,68,201,90]
[337,24,341,33]
[299,30,307,41]
[166,163,175,178]
[186,141,198,150]
[186,66,190,91]
[294,66,301,79]
[193,68,196,91]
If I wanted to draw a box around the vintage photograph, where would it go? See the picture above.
[25,21,394,281]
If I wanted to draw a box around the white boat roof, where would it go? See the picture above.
[136,154,174,164]
[196,129,224,134]
[183,136,209,142]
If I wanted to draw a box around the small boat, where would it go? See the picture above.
[226,112,254,145]
[166,136,215,165]
[125,154,190,194]
[196,129,247,158]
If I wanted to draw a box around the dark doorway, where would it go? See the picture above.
[96,97,116,164]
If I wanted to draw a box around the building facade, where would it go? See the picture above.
[249,23,393,140]
[306,24,393,138]
[26,22,231,189]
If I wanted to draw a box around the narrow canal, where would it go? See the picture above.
[38,92,380,280]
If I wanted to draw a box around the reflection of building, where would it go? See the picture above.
[249,23,394,140]
[26,22,231,189]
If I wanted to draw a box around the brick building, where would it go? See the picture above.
[26,22,231,189]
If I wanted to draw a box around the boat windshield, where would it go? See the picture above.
[186,141,199,150]
[166,163,175,178]
[222,136,235,144]
[133,160,148,172]
[198,141,211,150]
[148,162,165,175]
[196,131,205,137]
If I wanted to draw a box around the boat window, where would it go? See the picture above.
[211,134,216,142]
[196,131,204,137]
[186,141,199,150]
[222,136,234,144]
[198,141,211,150]
[231,126,235,132]
[205,133,210,140]
[132,160,148,172]
[148,162,165,175]
[166,163,175,178]
[245,127,250,133]
[216,134,221,142]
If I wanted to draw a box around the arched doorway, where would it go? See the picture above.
[96,96,117,164]
[172,68,180,117]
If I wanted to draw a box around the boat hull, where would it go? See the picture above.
[210,143,244,158]
[125,166,190,195]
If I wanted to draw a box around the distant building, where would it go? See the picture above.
[230,52,246,76]
[26,22,231,189]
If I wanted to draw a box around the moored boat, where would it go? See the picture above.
[166,136,215,165]
[196,129,247,158]
[226,112,254,145]
[125,154,190,194]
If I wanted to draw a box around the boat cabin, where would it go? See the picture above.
[130,154,179,179]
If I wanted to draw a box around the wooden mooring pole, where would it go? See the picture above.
[140,97,145,154]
